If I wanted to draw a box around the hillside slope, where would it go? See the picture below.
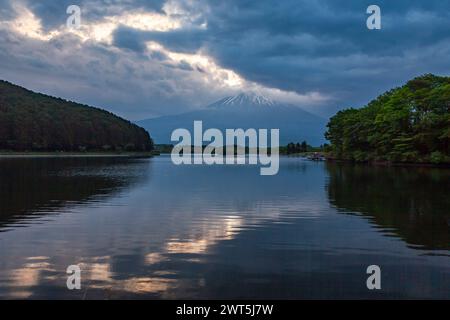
[0,80,153,152]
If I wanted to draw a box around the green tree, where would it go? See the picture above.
[0,80,154,152]
[325,74,450,164]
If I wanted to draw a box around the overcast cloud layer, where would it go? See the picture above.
[0,0,449,120]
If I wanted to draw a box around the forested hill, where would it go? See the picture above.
[0,80,153,152]
[325,74,450,164]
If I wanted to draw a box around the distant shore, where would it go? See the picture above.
[0,151,160,157]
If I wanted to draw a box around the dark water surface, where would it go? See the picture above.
[0,155,448,299]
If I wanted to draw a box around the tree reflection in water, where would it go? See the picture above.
[326,162,450,250]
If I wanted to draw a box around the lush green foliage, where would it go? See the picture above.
[325,74,450,163]
[0,80,153,152]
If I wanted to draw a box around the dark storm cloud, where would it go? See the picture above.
[214,0,450,99]
[113,25,207,53]
[139,0,450,111]
[1,0,450,119]
[25,0,166,30]
[113,27,149,52]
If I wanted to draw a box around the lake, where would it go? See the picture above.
[0,155,448,299]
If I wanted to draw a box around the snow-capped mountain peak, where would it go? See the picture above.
[209,92,276,108]
[138,91,327,145]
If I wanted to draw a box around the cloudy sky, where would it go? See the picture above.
[0,0,449,120]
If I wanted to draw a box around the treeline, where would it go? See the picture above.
[286,141,309,154]
[0,80,154,152]
[325,74,450,164]
[280,141,328,155]
[156,142,327,155]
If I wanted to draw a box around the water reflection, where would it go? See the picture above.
[326,162,450,250]
[0,156,449,299]
[0,156,333,299]
[0,156,150,229]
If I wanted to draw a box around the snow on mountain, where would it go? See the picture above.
[208,93,276,108]
[137,93,327,145]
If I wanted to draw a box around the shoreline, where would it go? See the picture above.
[0,151,160,158]
[326,157,450,168]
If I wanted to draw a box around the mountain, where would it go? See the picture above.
[138,93,327,146]
[0,80,153,152]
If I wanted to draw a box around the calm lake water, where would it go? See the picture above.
[0,155,448,299]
